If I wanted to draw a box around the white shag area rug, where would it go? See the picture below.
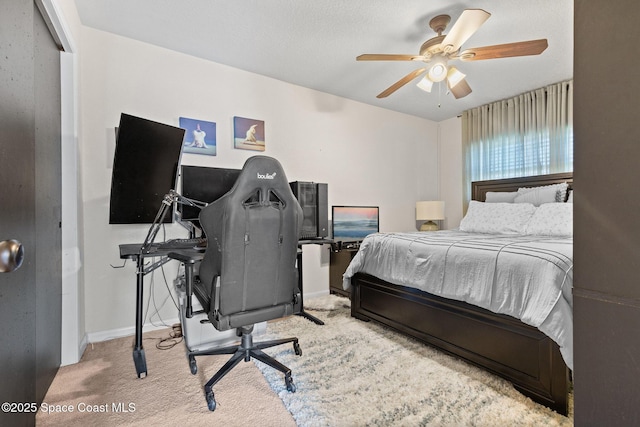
[256,294,573,427]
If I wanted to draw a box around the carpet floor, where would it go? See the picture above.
[258,294,573,426]
[36,326,296,426]
[37,294,573,426]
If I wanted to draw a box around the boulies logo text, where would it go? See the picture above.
[257,172,277,180]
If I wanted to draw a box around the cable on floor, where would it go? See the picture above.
[155,323,183,350]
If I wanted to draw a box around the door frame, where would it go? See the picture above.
[37,0,83,365]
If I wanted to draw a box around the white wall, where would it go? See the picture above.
[438,116,464,229]
[74,26,440,338]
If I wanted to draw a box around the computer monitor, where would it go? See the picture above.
[109,113,185,224]
[331,206,379,242]
[178,165,241,223]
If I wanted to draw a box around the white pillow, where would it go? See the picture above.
[567,190,573,203]
[517,182,569,203]
[460,201,536,235]
[513,186,558,206]
[525,203,573,237]
[485,191,518,203]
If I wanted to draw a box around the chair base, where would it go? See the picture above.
[188,325,302,411]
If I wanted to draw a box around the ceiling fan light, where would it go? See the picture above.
[427,54,448,82]
[428,63,447,82]
[416,76,433,92]
[447,66,466,88]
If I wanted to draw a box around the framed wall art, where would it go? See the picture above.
[233,116,265,151]
[180,117,217,156]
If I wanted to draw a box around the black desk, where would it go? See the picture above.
[297,239,333,325]
[119,243,203,378]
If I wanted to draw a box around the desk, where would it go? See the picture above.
[119,243,203,378]
[297,239,333,325]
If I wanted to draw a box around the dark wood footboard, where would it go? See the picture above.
[351,272,570,416]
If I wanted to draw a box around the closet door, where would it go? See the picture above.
[0,1,62,425]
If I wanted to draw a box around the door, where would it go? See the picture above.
[0,1,62,425]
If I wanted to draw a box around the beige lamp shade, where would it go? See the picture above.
[416,201,445,231]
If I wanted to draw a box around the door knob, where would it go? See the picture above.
[0,239,24,273]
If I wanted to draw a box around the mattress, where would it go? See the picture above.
[342,230,574,369]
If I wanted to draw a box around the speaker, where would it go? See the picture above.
[289,181,328,239]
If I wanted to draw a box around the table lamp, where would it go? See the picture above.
[416,201,445,231]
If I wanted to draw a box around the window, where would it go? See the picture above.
[462,81,573,205]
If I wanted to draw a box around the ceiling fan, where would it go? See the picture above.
[357,9,548,99]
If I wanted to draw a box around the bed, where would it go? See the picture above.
[343,172,573,415]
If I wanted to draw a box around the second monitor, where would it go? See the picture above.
[178,165,241,224]
[331,205,379,243]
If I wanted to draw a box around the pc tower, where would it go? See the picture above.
[289,181,328,239]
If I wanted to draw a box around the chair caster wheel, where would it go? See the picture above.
[189,356,197,375]
[285,374,296,393]
[293,341,302,356]
[206,390,216,411]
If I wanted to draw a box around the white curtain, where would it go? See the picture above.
[462,80,573,208]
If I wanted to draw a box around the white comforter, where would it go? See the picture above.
[342,230,574,369]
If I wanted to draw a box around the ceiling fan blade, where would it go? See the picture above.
[448,77,472,99]
[376,68,427,98]
[458,39,548,61]
[357,54,426,61]
[441,9,491,53]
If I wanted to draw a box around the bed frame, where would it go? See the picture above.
[350,172,573,415]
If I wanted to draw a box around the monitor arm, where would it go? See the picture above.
[140,190,207,254]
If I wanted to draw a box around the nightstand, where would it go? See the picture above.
[329,242,360,297]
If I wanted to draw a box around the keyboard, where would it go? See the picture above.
[158,237,207,250]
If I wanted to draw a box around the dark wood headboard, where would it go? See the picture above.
[471,172,573,202]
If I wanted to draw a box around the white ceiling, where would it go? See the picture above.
[73,0,573,122]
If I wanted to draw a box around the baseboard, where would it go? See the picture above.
[85,316,180,344]
[78,334,88,361]
[83,316,271,347]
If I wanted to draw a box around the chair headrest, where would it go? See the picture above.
[229,156,292,203]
